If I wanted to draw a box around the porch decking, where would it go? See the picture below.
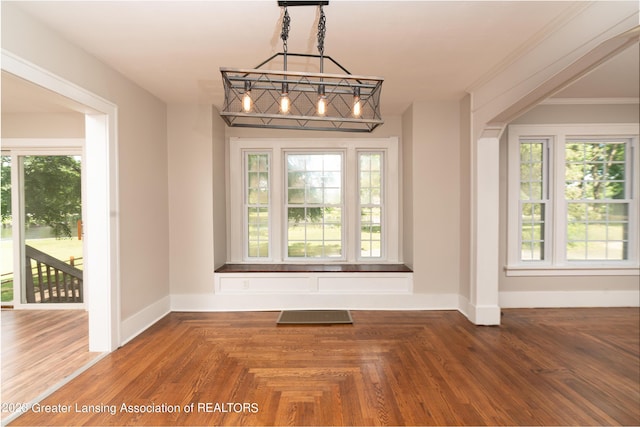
[1,309,100,422]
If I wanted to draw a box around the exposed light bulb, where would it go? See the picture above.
[280,95,290,114]
[242,81,252,112]
[352,87,361,117]
[242,92,252,112]
[317,97,327,116]
[280,82,290,114]
[353,99,361,117]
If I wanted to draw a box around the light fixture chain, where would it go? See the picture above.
[281,7,291,53]
[317,5,326,56]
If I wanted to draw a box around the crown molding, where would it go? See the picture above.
[466,2,590,93]
[541,97,640,105]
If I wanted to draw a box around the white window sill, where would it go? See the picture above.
[504,264,640,276]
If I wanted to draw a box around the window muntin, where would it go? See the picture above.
[359,152,383,258]
[285,153,343,259]
[519,140,548,261]
[507,124,639,274]
[565,139,629,261]
[245,152,270,258]
[229,138,399,264]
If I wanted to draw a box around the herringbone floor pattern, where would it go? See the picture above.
[8,309,640,426]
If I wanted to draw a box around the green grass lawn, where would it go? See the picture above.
[521,221,627,261]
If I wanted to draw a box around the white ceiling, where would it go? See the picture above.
[2,1,639,116]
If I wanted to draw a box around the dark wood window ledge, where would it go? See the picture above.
[215,264,413,273]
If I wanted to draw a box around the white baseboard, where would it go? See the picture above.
[120,295,171,346]
[459,295,501,325]
[499,290,640,308]
[119,290,638,348]
[171,292,459,312]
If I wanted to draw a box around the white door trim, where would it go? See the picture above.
[2,49,121,352]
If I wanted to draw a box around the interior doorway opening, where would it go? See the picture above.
[1,53,120,352]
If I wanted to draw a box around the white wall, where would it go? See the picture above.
[1,112,85,138]
[401,104,414,269]
[458,95,472,302]
[403,100,461,296]
[2,3,170,332]
[212,108,227,270]
[167,104,215,295]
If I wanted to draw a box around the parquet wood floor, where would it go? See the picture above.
[8,308,640,426]
[1,310,101,423]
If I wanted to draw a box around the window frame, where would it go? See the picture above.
[243,151,272,260]
[507,124,640,276]
[283,150,346,261]
[358,150,385,260]
[229,137,400,264]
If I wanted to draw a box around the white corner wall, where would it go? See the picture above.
[167,104,215,296]
[405,101,462,298]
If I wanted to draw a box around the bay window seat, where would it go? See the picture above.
[214,264,413,295]
[215,263,412,273]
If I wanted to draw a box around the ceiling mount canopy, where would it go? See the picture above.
[220,1,384,132]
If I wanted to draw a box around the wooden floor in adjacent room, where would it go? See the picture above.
[1,309,101,423]
[8,308,640,426]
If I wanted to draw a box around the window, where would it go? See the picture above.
[229,138,399,263]
[245,153,270,259]
[507,124,639,275]
[359,152,383,258]
[565,139,629,261]
[519,139,548,261]
[286,153,343,258]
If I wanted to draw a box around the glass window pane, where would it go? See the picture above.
[248,242,259,258]
[286,153,344,260]
[359,152,384,258]
[324,242,342,257]
[324,224,342,240]
[520,144,531,162]
[520,202,545,262]
[566,201,628,261]
[530,183,542,200]
[324,155,342,171]
[371,189,382,205]
[304,241,323,258]
[565,140,628,202]
[360,189,371,205]
[567,241,587,260]
[324,189,341,204]
[359,154,370,171]
[248,189,258,204]
[287,242,305,257]
[1,155,13,304]
[520,163,531,182]
[246,153,269,258]
[287,155,306,171]
[21,155,83,304]
[288,172,305,188]
[288,188,305,204]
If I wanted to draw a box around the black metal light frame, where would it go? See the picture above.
[219,1,384,132]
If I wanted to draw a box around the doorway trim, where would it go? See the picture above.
[2,49,121,352]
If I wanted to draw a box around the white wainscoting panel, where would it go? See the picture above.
[214,272,413,295]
